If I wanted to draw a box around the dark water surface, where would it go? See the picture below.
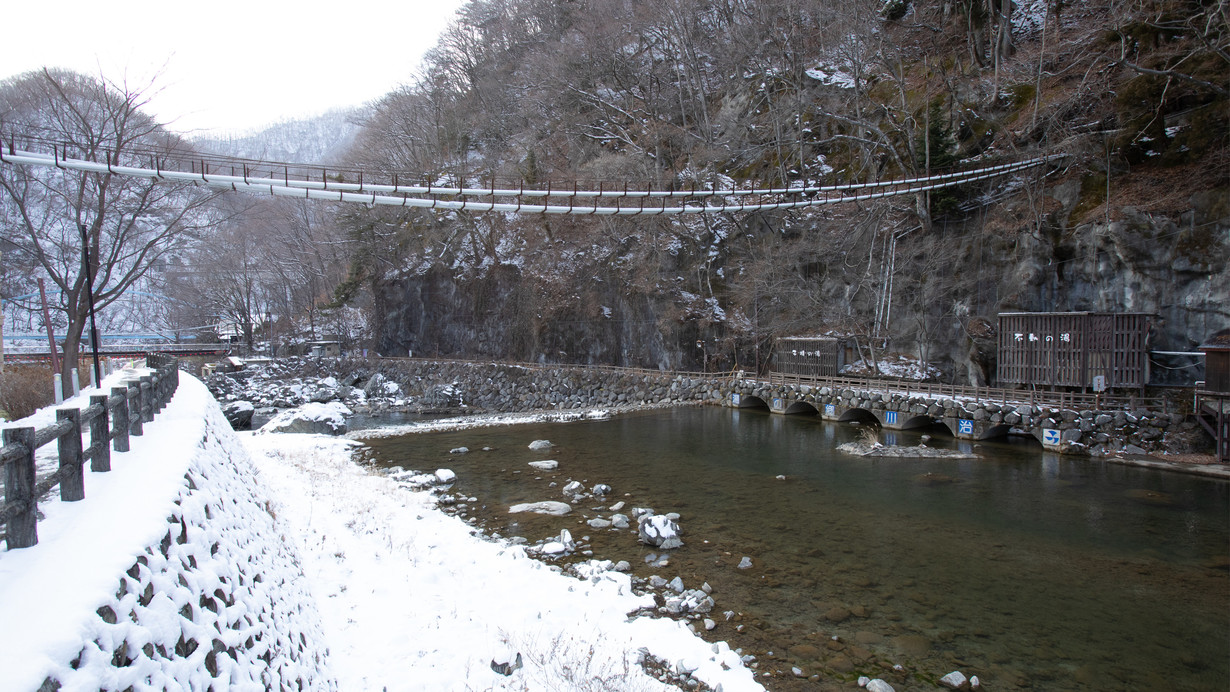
[360,407,1230,691]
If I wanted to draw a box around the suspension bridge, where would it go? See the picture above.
[0,140,1060,215]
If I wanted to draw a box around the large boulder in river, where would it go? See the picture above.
[222,400,255,430]
[638,513,683,550]
[260,401,351,435]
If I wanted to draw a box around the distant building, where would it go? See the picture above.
[306,341,342,357]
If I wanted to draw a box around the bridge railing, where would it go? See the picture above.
[761,371,1171,413]
[0,354,180,551]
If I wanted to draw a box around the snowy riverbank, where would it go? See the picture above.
[0,372,762,690]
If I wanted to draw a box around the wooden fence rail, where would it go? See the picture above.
[0,354,180,551]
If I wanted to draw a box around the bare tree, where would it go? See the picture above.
[0,69,217,393]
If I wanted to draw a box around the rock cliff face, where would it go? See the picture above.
[370,184,1228,386]
[373,263,718,371]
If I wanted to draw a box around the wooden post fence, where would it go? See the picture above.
[0,355,180,550]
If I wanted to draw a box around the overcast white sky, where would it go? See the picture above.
[0,1,468,136]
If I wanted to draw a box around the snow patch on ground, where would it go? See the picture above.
[842,354,942,380]
[242,433,762,691]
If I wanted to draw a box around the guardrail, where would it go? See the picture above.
[0,354,180,550]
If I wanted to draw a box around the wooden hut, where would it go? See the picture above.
[1197,330,1230,462]
[1199,330,1230,394]
[996,312,1153,391]
[772,337,846,378]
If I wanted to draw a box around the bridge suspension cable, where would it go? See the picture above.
[0,143,1060,215]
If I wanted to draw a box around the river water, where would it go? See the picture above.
[360,406,1230,691]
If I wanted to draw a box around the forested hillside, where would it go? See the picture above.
[334,0,1228,381]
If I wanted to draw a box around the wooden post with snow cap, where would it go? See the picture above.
[111,386,130,452]
[3,426,38,549]
[89,394,111,472]
[56,407,84,502]
[127,380,144,437]
[140,375,154,422]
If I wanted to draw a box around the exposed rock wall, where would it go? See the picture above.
[369,188,1228,388]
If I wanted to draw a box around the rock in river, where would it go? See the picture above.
[509,501,573,516]
[528,460,559,470]
[638,514,683,549]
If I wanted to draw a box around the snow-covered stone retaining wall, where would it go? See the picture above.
[0,376,333,691]
[254,358,730,413]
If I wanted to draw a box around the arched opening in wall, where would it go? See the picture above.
[901,415,939,431]
[912,419,956,437]
[739,395,769,410]
[978,424,1013,441]
[784,401,819,415]
[838,408,881,427]
[997,433,1044,451]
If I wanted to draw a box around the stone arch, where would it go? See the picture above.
[784,401,819,415]
[906,418,956,437]
[978,424,1012,440]
[900,415,937,430]
[739,395,769,410]
[838,408,881,427]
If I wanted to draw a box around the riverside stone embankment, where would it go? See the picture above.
[209,358,1213,461]
[728,380,1197,459]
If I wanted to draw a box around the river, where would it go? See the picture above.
[359,406,1230,691]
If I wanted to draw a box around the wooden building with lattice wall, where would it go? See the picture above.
[996,312,1154,391]
[772,337,847,378]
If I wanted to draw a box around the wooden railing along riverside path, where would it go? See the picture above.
[0,354,180,550]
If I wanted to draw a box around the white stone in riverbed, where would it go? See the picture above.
[970,676,981,690]
[528,460,558,470]
[528,439,552,450]
[668,576,685,593]
[737,556,753,569]
[540,541,566,555]
[858,677,870,688]
[608,501,625,511]
[434,469,456,483]
[587,517,612,528]
[610,513,630,529]
[562,480,585,495]
[704,618,716,630]
[508,501,572,516]
[866,680,895,692]
[449,447,469,454]
[940,671,968,689]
